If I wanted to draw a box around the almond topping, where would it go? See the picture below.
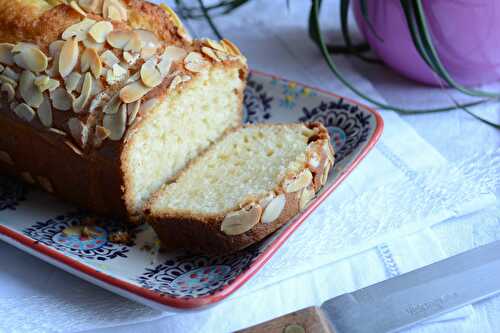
[69,1,87,16]
[13,103,36,122]
[106,5,122,21]
[119,80,151,103]
[123,51,140,65]
[65,72,82,93]
[126,99,140,125]
[0,43,14,66]
[100,50,120,68]
[103,103,127,140]
[19,70,43,108]
[73,72,93,113]
[82,37,105,51]
[157,56,171,77]
[0,74,17,87]
[205,39,226,52]
[68,117,89,147]
[140,58,162,88]
[48,127,67,136]
[59,38,79,78]
[283,169,313,193]
[300,186,315,211]
[106,30,132,49]
[103,0,128,21]
[78,0,103,14]
[0,151,13,165]
[36,77,60,92]
[201,46,220,62]
[124,31,143,53]
[89,91,110,113]
[221,203,262,236]
[38,94,53,127]
[102,93,121,114]
[134,29,161,50]
[161,46,187,63]
[1,83,15,101]
[13,45,48,73]
[140,47,157,60]
[89,21,114,43]
[261,194,286,224]
[2,67,19,81]
[221,38,241,56]
[64,140,83,156]
[184,51,209,73]
[50,87,73,111]
[93,124,110,146]
[321,161,332,186]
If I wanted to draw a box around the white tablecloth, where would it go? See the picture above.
[1,1,499,332]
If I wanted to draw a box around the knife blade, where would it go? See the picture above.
[238,240,500,333]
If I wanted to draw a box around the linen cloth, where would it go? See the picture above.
[0,1,498,332]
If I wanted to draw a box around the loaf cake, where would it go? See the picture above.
[0,0,248,221]
[146,123,334,253]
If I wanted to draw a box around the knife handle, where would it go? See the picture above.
[236,306,335,333]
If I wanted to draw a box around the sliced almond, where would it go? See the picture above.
[13,103,36,122]
[49,40,64,58]
[324,141,334,164]
[37,94,53,127]
[184,51,209,73]
[283,169,313,193]
[160,4,190,41]
[102,92,121,114]
[140,58,162,88]
[138,97,158,114]
[221,203,262,236]
[204,39,226,52]
[261,194,286,224]
[106,30,132,49]
[134,29,161,50]
[73,72,93,113]
[126,99,140,125]
[65,140,83,156]
[89,21,114,43]
[201,46,220,62]
[140,47,157,60]
[89,90,110,113]
[157,56,171,77]
[1,83,15,101]
[13,46,48,73]
[48,127,67,136]
[82,36,105,51]
[103,0,128,21]
[64,72,82,93]
[100,50,120,68]
[68,117,89,147]
[167,74,191,93]
[119,80,151,103]
[0,43,14,66]
[50,87,73,111]
[0,151,13,165]
[59,37,79,78]
[0,74,17,87]
[300,186,315,211]
[124,31,143,53]
[258,192,276,209]
[37,78,60,92]
[161,46,187,63]
[93,125,111,146]
[0,64,4,72]
[19,70,43,108]
[21,172,35,184]
[103,103,127,140]
[221,38,241,56]
[121,52,138,66]
[37,176,54,193]
[2,67,19,81]
[78,0,103,14]
[34,75,50,89]
[321,161,332,186]
[69,1,87,16]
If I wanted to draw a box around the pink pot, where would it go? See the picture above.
[353,0,500,86]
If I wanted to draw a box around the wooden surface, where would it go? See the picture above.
[237,306,334,333]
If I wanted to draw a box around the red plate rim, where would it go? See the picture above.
[0,70,384,310]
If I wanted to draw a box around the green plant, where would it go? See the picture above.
[173,0,499,128]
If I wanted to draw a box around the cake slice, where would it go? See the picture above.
[146,122,334,253]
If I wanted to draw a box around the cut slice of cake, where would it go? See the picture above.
[145,122,334,253]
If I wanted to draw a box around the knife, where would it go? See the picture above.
[238,240,500,333]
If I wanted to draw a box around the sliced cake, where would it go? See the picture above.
[146,122,334,253]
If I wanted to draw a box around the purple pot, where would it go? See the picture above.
[353,0,500,86]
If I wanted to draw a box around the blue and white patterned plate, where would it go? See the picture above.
[0,71,383,310]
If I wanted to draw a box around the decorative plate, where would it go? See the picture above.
[0,71,383,310]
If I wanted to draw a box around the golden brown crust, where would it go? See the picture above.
[146,123,334,254]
